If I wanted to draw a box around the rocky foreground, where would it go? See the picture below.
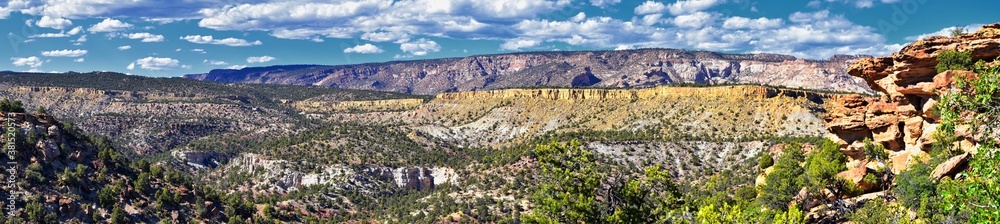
[825,23,1000,175]
[185,49,874,95]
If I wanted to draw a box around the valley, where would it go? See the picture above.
[0,24,997,224]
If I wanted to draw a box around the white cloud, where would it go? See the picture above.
[36,16,72,29]
[634,1,666,15]
[590,0,621,8]
[191,48,206,53]
[128,57,183,70]
[570,12,586,22]
[41,49,87,57]
[180,35,262,46]
[665,0,725,15]
[74,58,84,62]
[117,45,132,50]
[809,0,903,8]
[227,65,247,70]
[344,44,384,54]
[29,26,83,38]
[247,56,276,63]
[361,31,410,43]
[906,24,985,41]
[500,38,541,50]
[203,59,228,65]
[614,45,633,50]
[125,32,165,42]
[400,38,441,56]
[672,11,716,29]
[88,18,132,33]
[11,56,43,68]
[74,35,87,43]
[789,10,830,23]
[722,17,784,30]
[67,26,82,35]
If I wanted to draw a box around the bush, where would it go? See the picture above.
[758,154,774,169]
[757,143,806,211]
[847,198,910,224]
[0,99,25,113]
[935,50,974,73]
[893,162,938,216]
[804,140,847,191]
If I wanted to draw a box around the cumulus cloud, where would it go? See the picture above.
[361,31,411,43]
[117,45,131,50]
[11,56,43,68]
[127,57,184,70]
[665,0,725,15]
[125,32,165,42]
[808,0,903,8]
[29,26,83,38]
[500,38,541,51]
[196,0,568,41]
[722,17,784,30]
[180,35,262,46]
[344,44,384,54]
[88,18,132,33]
[74,58,84,62]
[672,11,716,29]
[227,65,247,70]
[905,24,985,41]
[590,0,621,8]
[36,16,72,29]
[634,1,666,15]
[203,59,228,65]
[400,38,441,56]
[247,56,276,63]
[41,49,87,57]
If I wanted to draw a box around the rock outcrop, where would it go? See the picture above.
[295,98,425,113]
[827,23,1000,174]
[185,49,875,95]
[436,85,831,103]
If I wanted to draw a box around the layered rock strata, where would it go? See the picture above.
[827,23,1000,175]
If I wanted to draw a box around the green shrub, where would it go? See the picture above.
[804,140,847,191]
[935,50,974,73]
[893,162,937,215]
[757,143,806,211]
[758,153,774,169]
[847,198,910,224]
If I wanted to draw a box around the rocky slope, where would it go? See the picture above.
[315,85,839,148]
[185,49,874,95]
[0,111,241,223]
[825,23,1000,174]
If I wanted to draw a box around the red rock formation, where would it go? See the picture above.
[827,23,1000,174]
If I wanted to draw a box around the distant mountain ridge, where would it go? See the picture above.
[184,48,876,95]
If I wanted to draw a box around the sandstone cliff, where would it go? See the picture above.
[826,23,1000,173]
[185,49,874,95]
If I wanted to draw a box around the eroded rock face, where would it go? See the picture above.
[185,49,875,95]
[828,23,1000,175]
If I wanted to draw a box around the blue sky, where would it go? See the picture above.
[0,0,996,77]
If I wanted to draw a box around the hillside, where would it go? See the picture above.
[184,49,875,95]
[0,72,427,156]
[0,109,253,223]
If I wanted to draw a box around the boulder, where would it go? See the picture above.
[903,117,924,149]
[933,70,978,93]
[36,139,61,162]
[871,124,903,151]
[931,153,970,180]
[922,97,939,121]
[837,164,875,192]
